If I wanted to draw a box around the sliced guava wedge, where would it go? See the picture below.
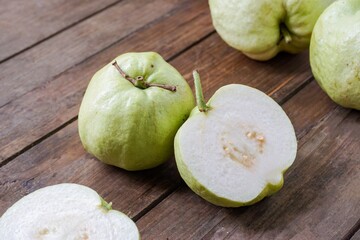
[0,183,140,239]
[174,71,297,207]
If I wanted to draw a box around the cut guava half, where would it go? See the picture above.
[0,183,140,239]
[174,71,297,207]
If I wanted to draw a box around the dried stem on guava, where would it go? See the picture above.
[112,61,176,92]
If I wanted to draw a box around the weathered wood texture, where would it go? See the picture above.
[0,0,359,239]
[0,0,187,107]
[0,0,120,61]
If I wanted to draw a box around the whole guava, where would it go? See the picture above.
[78,52,195,170]
[209,0,335,61]
[310,0,360,110]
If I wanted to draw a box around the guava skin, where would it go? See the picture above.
[209,0,335,61]
[310,0,360,110]
[78,52,195,170]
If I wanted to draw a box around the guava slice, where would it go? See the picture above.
[0,183,140,239]
[174,71,297,207]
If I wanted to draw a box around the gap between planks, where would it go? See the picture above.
[0,0,124,65]
[343,216,360,240]
[0,116,78,168]
[0,0,193,109]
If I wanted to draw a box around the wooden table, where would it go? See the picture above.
[1,1,359,239]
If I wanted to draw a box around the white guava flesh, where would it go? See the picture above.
[0,183,140,240]
[174,84,297,207]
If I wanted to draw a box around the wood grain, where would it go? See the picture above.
[0,0,120,61]
[1,1,358,239]
[171,38,312,103]
[0,0,213,164]
[136,83,360,240]
[0,0,186,108]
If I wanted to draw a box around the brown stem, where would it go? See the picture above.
[112,61,176,92]
[112,61,137,86]
[147,83,177,92]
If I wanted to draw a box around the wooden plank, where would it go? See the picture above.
[0,39,315,217]
[282,82,339,139]
[136,82,360,240]
[0,0,213,164]
[0,0,185,108]
[0,0,120,62]
[172,45,311,103]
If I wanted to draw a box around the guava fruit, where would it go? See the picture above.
[78,52,195,170]
[174,71,297,207]
[0,183,140,239]
[209,0,335,61]
[310,0,360,110]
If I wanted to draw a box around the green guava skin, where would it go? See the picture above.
[78,52,195,171]
[209,0,335,61]
[310,0,360,110]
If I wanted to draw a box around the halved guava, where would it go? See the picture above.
[174,73,297,207]
[0,183,140,239]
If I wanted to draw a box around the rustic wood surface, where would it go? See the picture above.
[0,0,359,239]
